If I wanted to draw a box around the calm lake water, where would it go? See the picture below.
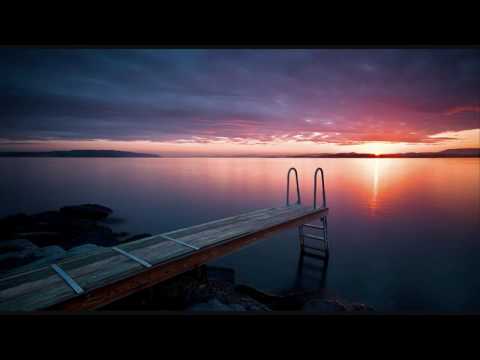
[1,157,479,312]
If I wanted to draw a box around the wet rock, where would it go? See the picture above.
[206,266,235,284]
[114,231,129,238]
[22,211,98,246]
[185,296,269,312]
[30,211,66,227]
[186,298,233,311]
[184,269,270,311]
[60,204,113,221]
[0,239,39,271]
[32,245,66,261]
[3,245,68,274]
[0,239,38,254]
[302,299,346,312]
[235,284,306,310]
[99,216,125,225]
[350,302,375,312]
[67,244,101,257]
[15,232,64,246]
[69,224,117,248]
[0,213,36,240]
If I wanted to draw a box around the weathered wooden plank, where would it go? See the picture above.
[131,240,192,264]
[49,207,328,310]
[0,246,114,289]
[0,268,79,311]
[168,206,306,247]
[176,206,314,248]
[0,238,192,310]
[163,206,281,238]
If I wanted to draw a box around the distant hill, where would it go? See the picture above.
[280,148,480,158]
[436,148,480,156]
[0,150,160,158]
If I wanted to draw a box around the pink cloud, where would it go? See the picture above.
[445,106,480,116]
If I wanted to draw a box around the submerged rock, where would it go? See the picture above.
[186,298,233,311]
[66,244,101,257]
[60,204,113,221]
[0,214,36,240]
[302,299,346,312]
[1,243,106,274]
[185,297,268,311]
[32,245,66,262]
[0,239,39,271]
[206,266,235,284]
[1,245,67,274]
[69,224,117,248]
[0,239,38,254]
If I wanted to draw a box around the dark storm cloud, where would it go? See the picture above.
[0,48,479,143]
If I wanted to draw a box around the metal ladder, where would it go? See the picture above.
[286,167,329,258]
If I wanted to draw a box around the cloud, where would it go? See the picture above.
[0,48,479,148]
[445,106,480,116]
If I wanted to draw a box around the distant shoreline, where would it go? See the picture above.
[0,150,160,158]
[1,155,478,159]
[0,148,478,158]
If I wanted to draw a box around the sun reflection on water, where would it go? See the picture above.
[369,159,380,214]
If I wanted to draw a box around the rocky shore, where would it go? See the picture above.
[103,265,374,312]
[0,204,151,274]
[0,204,374,312]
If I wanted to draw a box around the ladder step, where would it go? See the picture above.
[298,272,326,281]
[302,224,325,230]
[302,251,329,260]
[301,262,326,272]
[303,234,325,241]
[303,244,327,252]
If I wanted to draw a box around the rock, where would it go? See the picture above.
[0,239,38,254]
[24,245,66,268]
[185,295,270,312]
[0,239,39,272]
[120,233,152,243]
[31,210,90,228]
[69,224,117,248]
[302,299,346,312]
[114,231,129,238]
[235,284,306,310]
[206,266,235,284]
[60,204,113,221]
[228,303,248,311]
[1,244,67,274]
[30,211,66,227]
[350,302,375,312]
[186,298,233,311]
[15,232,64,245]
[67,244,101,257]
[100,217,125,225]
[0,213,36,239]
[32,245,66,261]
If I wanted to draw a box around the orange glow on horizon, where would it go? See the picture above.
[0,129,478,156]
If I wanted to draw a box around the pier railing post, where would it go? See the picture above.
[286,167,301,206]
[313,168,326,209]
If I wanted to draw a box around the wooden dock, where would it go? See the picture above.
[0,204,328,311]
[0,167,329,311]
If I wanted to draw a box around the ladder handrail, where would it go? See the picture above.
[286,167,301,206]
[313,167,326,209]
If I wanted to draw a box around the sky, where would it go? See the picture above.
[0,49,479,155]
